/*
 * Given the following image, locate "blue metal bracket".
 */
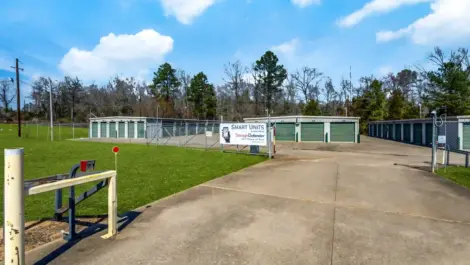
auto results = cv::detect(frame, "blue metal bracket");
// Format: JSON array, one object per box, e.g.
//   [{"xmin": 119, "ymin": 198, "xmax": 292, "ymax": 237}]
[{"xmin": 53, "ymin": 160, "xmax": 109, "ymax": 241}]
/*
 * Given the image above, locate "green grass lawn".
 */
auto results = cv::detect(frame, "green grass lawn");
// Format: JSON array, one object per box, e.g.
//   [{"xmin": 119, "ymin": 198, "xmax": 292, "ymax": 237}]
[
  {"xmin": 436, "ymin": 166, "xmax": 470, "ymax": 189},
  {"xmin": 0, "ymin": 125, "xmax": 266, "ymax": 222}
]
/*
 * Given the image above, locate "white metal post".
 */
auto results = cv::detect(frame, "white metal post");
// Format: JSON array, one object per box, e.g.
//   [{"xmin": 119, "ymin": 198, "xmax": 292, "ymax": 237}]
[
  {"xmin": 267, "ymin": 111, "xmax": 272, "ymax": 159},
  {"xmin": 422, "ymin": 123, "xmax": 426, "ymax": 145},
  {"xmin": 220, "ymin": 116, "xmax": 224, "ymax": 152},
  {"xmin": 324, "ymin": 122, "xmax": 331, "ymax": 143},
  {"xmin": 50, "ymin": 87, "xmax": 54, "ymax": 141},
  {"xmin": 134, "ymin": 121, "xmax": 138, "ymax": 139},
  {"xmin": 102, "ymin": 154, "xmax": 118, "ymax": 239},
  {"xmin": 410, "ymin": 124, "xmax": 414, "ymax": 143},
  {"xmin": 432, "ymin": 112, "xmax": 437, "ymax": 172},
  {"xmin": 124, "ymin": 121, "xmax": 128, "ymax": 138},
  {"xmin": 4, "ymin": 148, "xmax": 25, "ymax": 265}
]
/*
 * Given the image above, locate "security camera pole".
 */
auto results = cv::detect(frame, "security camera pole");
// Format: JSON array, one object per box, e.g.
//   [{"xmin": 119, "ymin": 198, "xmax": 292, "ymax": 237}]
[{"xmin": 266, "ymin": 109, "xmax": 272, "ymax": 159}]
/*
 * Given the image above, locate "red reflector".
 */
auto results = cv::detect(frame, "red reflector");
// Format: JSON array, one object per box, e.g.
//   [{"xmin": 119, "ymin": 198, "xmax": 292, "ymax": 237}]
[
  {"xmin": 112, "ymin": 146, "xmax": 119, "ymax": 153},
  {"xmin": 80, "ymin": 160, "xmax": 88, "ymax": 172}
]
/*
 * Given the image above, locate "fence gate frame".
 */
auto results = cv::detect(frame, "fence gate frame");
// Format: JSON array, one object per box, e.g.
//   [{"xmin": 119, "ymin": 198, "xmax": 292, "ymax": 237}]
[{"xmin": 3, "ymin": 148, "xmax": 118, "ymax": 265}]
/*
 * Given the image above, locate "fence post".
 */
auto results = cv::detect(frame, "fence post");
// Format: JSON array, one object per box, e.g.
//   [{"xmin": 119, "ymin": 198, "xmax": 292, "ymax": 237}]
[
  {"xmin": 446, "ymin": 148, "xmax": 450, "ymax": 166},
  {"xmin": 466, "ymin": 153, "xmax": 469, "ymax": 168},
  {"xmin": 220, "ymin": 116, "xmax": 224, "ymax": 152},
  {"xmin": 185, "ymin": 122, "xmax": 188, "ymax": 147},
  {"xmin": 4, "ymin": 148, "xmax": 25, "ymax": 265}
]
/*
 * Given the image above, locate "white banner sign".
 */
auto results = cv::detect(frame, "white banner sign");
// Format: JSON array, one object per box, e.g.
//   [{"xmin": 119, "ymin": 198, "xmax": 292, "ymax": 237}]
[
  {"xmin": 438, "ymin": 135, "xmax": 446, "ymax": 144},
  {"xmin": 220, "ymin": 123, "xmax": 267, "ymax": 146}
]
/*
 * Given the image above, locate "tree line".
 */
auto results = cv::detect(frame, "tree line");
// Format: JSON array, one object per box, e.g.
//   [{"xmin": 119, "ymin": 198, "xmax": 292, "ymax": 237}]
[{"xmin": 0, "ymin": 46, "xmax": 469, "ymax": 133}]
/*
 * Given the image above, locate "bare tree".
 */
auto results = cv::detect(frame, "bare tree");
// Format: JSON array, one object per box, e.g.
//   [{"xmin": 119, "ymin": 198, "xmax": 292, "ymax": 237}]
[
  {"xmin": 224, "ymin": 60, "xmax": 248, "ymax": 120},
  {"xmin": 324, "ymin": 77, "xmax": 337, "ymax": 115},
  {"xmin": 177, "ymin": 69, "xmax": 192, "ymax": 118},
  {"xmin": 249, "ymin": 63, "xmax": 264, "ymax": 116},
  {"xmin": 291, "ymin": 66, "xmax": 323, "ymax": 102},
  {"xmin": 63, "ymin": 76, "xmax": 83, "ymax": 123},
  {"xmin": 0, "ymin": 81, "xmax": 15, "ymax": 112}
]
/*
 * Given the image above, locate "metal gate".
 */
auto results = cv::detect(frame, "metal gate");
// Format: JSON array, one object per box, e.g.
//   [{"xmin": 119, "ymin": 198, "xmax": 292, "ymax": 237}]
[
  {"xmin": 301, "ymin": 123, "xmax": 324, "ymax": 142},
  {"xmin": 331, "ymin": 122, "xmax": 355, "ymax": 142},
  {"xmin": 275, "ymin": 123, "xmax": 295, "ymax": 141}
]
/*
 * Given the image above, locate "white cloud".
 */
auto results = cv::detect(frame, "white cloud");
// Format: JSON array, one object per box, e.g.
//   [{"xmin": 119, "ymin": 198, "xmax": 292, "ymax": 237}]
[
  {"xmin": 291, "ymin": 0, "xmax": 321, "ymax": 8},
  {"xmin": 271, "ymin": 38, "xmax": 299, "ymax": 57},
  {"xmin": 160, "ymin": 0, "xmax": 216, "ymax": 25},
  {"xmin": 337, "ymin": 0, "xmax": 431, "ymax": 28},
  {"xmin": 377, "ymin": 0, "xmax": 470, "ymax": 45},
  {"xmin": 59, "ymin": 29, "xmax": 173, "ymax": 81}
]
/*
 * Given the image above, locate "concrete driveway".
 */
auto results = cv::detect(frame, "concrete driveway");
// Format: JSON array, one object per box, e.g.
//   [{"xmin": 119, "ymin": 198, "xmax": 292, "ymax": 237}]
[{"xmin": 27, "ymin": 137, "xmax": 470, "ymax": 264}]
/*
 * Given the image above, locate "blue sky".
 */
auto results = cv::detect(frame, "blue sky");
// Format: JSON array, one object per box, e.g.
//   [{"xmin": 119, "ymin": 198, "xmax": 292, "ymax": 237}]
[{"xmin": 1, "ymin": 0, "xmax": 470, "ymax": 102}]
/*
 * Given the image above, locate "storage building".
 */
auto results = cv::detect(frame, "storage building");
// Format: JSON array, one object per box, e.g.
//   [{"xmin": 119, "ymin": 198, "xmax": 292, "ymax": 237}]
[
  {"xmin": 244, "ymin": 116, "xmax": 360, "ymax": 143},
  {"xmin": 368, "ymin": 116, "xmax": 470, "ymax": 150},
  {"xmin": 88, "ymin": 116, "xmax": 220, "ymax": 140}
]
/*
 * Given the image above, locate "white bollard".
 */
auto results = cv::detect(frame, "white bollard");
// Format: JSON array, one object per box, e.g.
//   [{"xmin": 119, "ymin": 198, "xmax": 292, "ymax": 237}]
[{"xmin": 4, "ymin": 148, "xmax": 25, "ymax": 265}]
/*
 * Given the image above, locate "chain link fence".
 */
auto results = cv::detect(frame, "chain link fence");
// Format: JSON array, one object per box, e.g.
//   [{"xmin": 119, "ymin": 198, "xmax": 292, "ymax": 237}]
[
  {"xmin": 146, "ymin": 121, "xmax": 222, "ymax": 149},
  {"xmin": 2, "ymin": 121, "xmax": 89, "ymax": 140},
  {"xmin": 145, "ymin": 120, "xmax": 271, "ymax": 155}
]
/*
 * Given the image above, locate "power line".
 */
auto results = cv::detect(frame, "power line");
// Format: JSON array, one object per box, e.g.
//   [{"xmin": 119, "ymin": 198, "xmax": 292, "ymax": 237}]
[{"xmin": 20, "ymin": 80, "xmax": 32, "ymax": 87}]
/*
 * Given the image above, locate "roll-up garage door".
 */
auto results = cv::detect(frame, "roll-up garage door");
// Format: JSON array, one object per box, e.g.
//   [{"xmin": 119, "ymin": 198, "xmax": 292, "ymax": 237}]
[
  {"xmin": 118, "ymin": 122, "xmax": 125, "ymax": 138},
  {"xmin": 100, "ymin": 122, "xmax": 107, "ymax": 138},
  {"xmin": 301, "ymin": 123, "xmax": 324, "ymax": 142},
  {"xmin": 395, "ymin": 124, "xmax": 401, "ymax": 141},
  {"xmin": 413, "ymin": 123, "xmax": 422, "ymax": 145},
  {"xmin": 425, "ymin": 123, "xmax": 433, "ymax": 146},
  {"xmin": 331, "ymin": 122, "xmax": 355, "ymax": 142},
  {"xmin": 463, "ymin": 123, "xmax": 470, "ymax": 150},
  {"xmin": 137, "ymin": 122, "xmax": 145, "ymax": 138},
  {"xmin": 91, "ymin": 122, "xmax": 98, "ymax": 138},
  {"xmin": 386, "ymin": 124, "xmax": 393, "ymax": 139},
  {"xmin": 275, "ymin": 123, "xmax": 295, "ymax": 141},
  {"xmin": 128, "ymin": 122, "xmax": 135, "ymax": 138},
  {"xmin": 109, "ymin": 122, "xmax": 117, "ymax": 138},
  {"xmin": 403, "ymin": 124, "xmax": 411, "ymax": 142}
]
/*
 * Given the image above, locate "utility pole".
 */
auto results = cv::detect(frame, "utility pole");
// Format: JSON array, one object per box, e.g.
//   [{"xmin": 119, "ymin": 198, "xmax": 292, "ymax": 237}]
[
  {"xmin": 347, "ymin": 66, "xmax": 352, "ymax": 117},
  {"xmin": 11, "ymin": 58, "xmax": 24, "ymax": 137},
  {"xmin": 50, "ymin": 81, "xmax": 54, "ymax": 141}
]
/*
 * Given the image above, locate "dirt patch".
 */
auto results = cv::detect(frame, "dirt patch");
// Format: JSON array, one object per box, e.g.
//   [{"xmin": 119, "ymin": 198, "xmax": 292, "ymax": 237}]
[{"xmin": 0, "ymin": 217, "xmax": 105, "ymax": 261}]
